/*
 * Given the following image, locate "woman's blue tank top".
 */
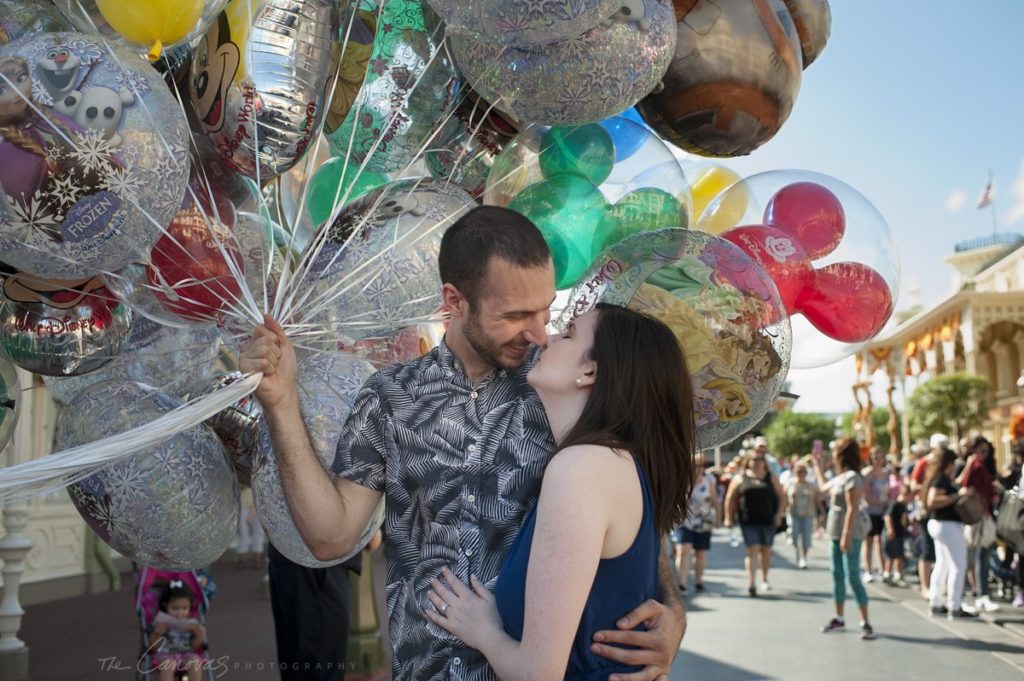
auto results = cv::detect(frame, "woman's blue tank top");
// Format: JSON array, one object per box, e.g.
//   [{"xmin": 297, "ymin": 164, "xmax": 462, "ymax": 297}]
[{"xmin": 493, "ymin": 456, "xmax": 660, "ymax": 680}]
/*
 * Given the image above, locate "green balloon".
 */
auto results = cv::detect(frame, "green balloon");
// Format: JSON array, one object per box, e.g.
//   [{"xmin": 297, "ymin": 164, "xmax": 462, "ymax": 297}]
[
  {"xmin": 508, "ymin": 175, "xmax": 608, "ymax": 289},
  {"xmin": 305, "ymin": 158, "xmax": 389, "ymax": 227},
  {"xmin": 595, "ymin": 188, "xmax": 686, "ymax": 254},
  {"xmin": 539, "ymin": 125, "xmax": 615, "ymax": 186}
]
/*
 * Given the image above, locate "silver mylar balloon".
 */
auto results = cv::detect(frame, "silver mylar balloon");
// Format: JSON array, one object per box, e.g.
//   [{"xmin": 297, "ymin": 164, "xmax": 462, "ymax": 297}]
[
  {"xmin": 430, "ymin": 0, "xmax": 621, "ymax": 47},
  {"xmin": 43, "ymin": 316, "xmax": 221, "ymax": 403},
  {"xmin": 426, "ymin": 92, "xmax": 516, "ymax": 198},
  {"xmin": 782, "ymin": 0, "xmax": 831, "ymax": 68},
  {"xmin": 0, "ymin": 271, "xmax": 133, "ymax": 376},
  {"xmin": 325, "ymin": 0, "xmax": 457, "ymax": 173},
  {"xmin": 189, "ymin": 0, "xmax": 340, "ymax": 180},
  {"xmin": 449, "ymin": 0, "xmax": 676, "ymax": 126},
  {"xmin": 58, "ymin": 380, "xmax": 239, "ymax": 570},
  {"xmin": 190, "ymin": 371, "xmax": 263, "ymax": 487},
  {"xmin": 0, "ymin": 33, "xmax": 190, "ymax": 279},
  {"xmin": 0, "ymin": 352, "xmax": 22, "ymax": 451},
  {"xmin": 302, "ymin": 179, "xmax": 476, "ymax": 344},
  {"xmin": 252, "ymin": 350, "xmax": 380, "ymax": 567},
  {"xmin": 0, "ymin": 0, "xmax": 73, "ymax": 45},
  {"xmin": 637, "ymin": 0, "xmax": 803, "ymax": 157}
]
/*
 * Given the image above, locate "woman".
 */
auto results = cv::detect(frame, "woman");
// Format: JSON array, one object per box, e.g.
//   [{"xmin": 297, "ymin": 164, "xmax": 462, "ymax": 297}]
[
  {"xmin": 673, "ymin": 453, "xmax": 719, "ymax": 593},
  {"xmin": 862, "ymin": 448, "xmax": 891, "ymax": 583},
  {"xmin": 424, "ymin": 304, "xmax": 696, "ymax": 680},
  {"xmin": 786, "ymin": 462, "xmax": 819, "ymax": 569},
  {"xmin": 957, "ymin": 436, "xmax": 999, "ymax": 612},
  {"xmin": 926, "ymin": 448, "xmax": 979, "ymax": 619},
  {"xmin": 725, "ymin": 451, "xmax": 786, "ymax": 596},
  {"xmin": 812, "ymin": 437, "xmax": 875, "ymax": 640}
]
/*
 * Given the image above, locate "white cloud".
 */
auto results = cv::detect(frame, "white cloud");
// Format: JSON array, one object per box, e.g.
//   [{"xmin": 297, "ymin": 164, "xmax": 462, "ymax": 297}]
[
  {"xmin": 945, "ymin": 189, "xmax": 966, "ymax": 212},
  {"xmin": 1007, "ymin": 161, "xmax": 1024, "ymax": 225}
]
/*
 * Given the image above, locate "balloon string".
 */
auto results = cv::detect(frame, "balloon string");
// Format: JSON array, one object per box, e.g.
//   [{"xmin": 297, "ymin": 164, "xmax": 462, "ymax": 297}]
[{"xmin": 0, "ymin": 373, "xmax": 261, "ymax": 503}]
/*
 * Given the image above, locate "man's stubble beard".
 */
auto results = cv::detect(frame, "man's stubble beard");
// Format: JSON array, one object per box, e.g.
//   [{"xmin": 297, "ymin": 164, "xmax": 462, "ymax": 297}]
[{"xmin": 462, "ymin": 306, "xmax": 527, "ymax": 372}]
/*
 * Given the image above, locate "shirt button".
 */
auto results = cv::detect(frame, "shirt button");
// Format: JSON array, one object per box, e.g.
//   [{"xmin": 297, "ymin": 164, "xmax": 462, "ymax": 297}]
[
  {"xmin": 470, "ymin": 391, "xmax": 478, "ymax": 399},
  {"xmin": 468, "ymin": 444, "xmax": 476, "ymax": 453},
  {"xmin": 453, "ymin": 657, "xmax": 462, "ymax": 666},
  {"xmin": 465, "ymin": 548, "xmax": 474, "ymax": 557},
  {"xmin": 467, "ymin": 494, "xmax": 476, "ymax": 503}
]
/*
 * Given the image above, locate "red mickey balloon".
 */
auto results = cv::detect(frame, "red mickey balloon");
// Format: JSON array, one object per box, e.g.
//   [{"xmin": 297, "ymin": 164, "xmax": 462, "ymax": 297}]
[
  {"xmin": 146, "ymin": 207, "xmax": 243, "ymax": 322},
  {"xmin": 796, "ymin": 262, "xmax": 893, "ymax": 343},
  {"xmin": 720, "ymin": 224, "xmax": 814, "ymax": 314},
  {"xmin": 764, "ymin": 182, "xmax": 845, "ymax": 260}
]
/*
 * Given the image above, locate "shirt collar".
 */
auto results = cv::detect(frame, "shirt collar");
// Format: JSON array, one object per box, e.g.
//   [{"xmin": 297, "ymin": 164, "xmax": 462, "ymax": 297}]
[{"xmin": 436, "ymin": 336, "xmax": 523, "ymax": 385}]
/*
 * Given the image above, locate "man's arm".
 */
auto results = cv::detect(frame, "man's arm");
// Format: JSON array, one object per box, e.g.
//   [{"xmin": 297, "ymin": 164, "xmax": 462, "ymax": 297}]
[{"xmin": 241, "ymin": 316, "xmax": 382, "ymax": 560}]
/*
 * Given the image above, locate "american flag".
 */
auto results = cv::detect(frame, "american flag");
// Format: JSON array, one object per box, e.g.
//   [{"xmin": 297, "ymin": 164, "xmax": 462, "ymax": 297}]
[{"xmin": 978, "ymin": 179, "xmax": 994, "ymax": 209}]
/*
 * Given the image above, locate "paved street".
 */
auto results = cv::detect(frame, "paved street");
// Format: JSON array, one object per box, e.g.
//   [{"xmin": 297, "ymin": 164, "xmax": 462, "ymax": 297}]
[{"xmin": 670, "ymin": 529, "xmax": 1024, "ymax": 680}]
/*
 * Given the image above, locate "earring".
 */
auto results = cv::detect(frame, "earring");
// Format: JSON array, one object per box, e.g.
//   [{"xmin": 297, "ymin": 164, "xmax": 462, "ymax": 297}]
[{"xmin": 575, "ymin": 378, "xmax": 583, "ymax": 386}]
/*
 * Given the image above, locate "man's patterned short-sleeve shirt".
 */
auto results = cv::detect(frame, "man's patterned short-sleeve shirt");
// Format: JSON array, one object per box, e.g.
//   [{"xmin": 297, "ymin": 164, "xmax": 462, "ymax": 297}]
[{"xmin": 332, "ymin": 339, "xmax": 553, "ymax": 681}]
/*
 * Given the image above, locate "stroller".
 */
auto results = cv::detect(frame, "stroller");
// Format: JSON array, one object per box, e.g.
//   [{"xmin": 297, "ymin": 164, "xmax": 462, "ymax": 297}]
[{"xmin": 134, "ymin": 565, "xmax": 215, "ymax": 681}]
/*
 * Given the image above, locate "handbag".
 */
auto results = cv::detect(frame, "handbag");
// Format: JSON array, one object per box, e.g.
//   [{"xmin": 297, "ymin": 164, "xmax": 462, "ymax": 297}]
[
  {"xmin": 965, "ymin": 515, "xmax": 997, "ymax": 548},
  {"xmin": 954, "ymin": 489, "xmax": 985, "ymax": 525},
  {"xmin": 996, "ymin": 490, "xmax": 1024, "ymax": 554}
]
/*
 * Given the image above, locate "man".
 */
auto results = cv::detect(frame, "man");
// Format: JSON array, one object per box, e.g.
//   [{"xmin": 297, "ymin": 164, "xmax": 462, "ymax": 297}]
[{"xmin": 241, "ymin": 206, "xmax": 685, "ymax": 681}]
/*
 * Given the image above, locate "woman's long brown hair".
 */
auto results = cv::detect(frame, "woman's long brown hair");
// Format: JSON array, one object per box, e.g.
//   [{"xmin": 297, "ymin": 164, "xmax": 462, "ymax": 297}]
[{"xmin": 556, "ymin": 303, "xmax": 697, "ymax": 534}]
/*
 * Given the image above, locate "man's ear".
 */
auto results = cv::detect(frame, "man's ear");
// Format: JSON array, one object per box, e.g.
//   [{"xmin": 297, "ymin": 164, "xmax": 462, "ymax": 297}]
[{"xmin": 442, "ymin": 283, "xmax": 468, "ymax": 318}]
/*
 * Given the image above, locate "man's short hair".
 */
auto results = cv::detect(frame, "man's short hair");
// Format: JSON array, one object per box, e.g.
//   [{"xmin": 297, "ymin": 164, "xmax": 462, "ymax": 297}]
[{"xmin": 438, "ymin": 206, "xmax": 551, "ymax": 307}]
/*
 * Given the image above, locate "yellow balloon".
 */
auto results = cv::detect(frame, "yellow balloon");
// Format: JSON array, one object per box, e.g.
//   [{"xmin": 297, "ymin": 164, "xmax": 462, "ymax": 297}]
[
  {"xmin": 96, "ymin": 0, "xmax": 205, "ymax": 57},
  {"xmin": 691, "ymin": 166, "xmax": 747, "ymax": 235}
]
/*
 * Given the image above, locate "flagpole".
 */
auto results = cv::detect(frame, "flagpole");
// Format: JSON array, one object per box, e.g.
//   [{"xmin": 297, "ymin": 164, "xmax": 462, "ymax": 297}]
[{"xmin": 986, "ymin": 170, "xmax": 998, "ymax": 236}]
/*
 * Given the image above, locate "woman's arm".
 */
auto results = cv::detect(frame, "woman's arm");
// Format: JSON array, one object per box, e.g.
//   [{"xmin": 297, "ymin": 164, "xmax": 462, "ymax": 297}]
[
  {"xmin": 811, "ymin": 456, "xmax": 829, "ymax": 493},
  {"xmin": 772, "ymin": 476, "xmax": 787, "ymax": 525},
  {"xmin": 926, "ymin": 485, "xmax": 957, "ymax": 509},
  {"xmin": 840, "ymin": 481, "xmax": 861, "ymax": 553},
  {"xmin": 723, "ymin": 476, "xmax": 740, "ymax": 526},
  {"xmin": 429, "ymin": 446, "xmax": 617, "ymax": 681},
  {"xmin": 709, "ymin": 478, "xmax": 721, "ymax": 527}
]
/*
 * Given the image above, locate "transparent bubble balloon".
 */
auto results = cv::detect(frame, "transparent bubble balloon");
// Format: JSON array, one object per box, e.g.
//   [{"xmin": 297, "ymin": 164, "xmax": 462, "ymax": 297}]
[
  {"xmin": 700, "ymin": 170, "xmax": 900, "ymax": 368},
  {"xmin": 301, "ymin": 179, "xmax": 475, "ymax": 344},
  {"xmin": 253, "ymin": 350, "xmax": 381, "ymax": 567},
  {"xmin": 0, "ymin": 351, "xmax": 21, "ymax": 450},
  {"xmin": 557, "ymin": 228, "xmax": 791, "ymax": 450},
  {"xmin": 484, "ymin": 119, "xmax": 690, "ymax": 288},
  {"xmin": 0, "ymin": 33, "xmax": 190, "ymax": 279},
  {"xmin": 58, "ymin": 379, "xmax": 238, "ymax": 570},
  {"xmin": 678, "ymin": 160, "xmax": 747, "ymax": 236},
  {"xmin": 43, "ymin": 317, "xmax": 221, "ymax": 403},
  {"xmin": 450, "ymin": 0, "xmax": 676, "ymax": 126},
  {"xmin": 54, "ymin": 0, "xmax": 228, "ymax": 60},
  {"xmin": 0, "ymin": 0, "xmax": 74, "ymax": 46},
  {"xmin": 189, "ymin": 372, "xmax": 262, "ymax": 487}
]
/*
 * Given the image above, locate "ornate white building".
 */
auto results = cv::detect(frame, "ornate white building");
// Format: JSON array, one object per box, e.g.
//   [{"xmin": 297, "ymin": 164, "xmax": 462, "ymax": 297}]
[{"xmin": 857, "ymin": 233, "xmax": 1024, "ymax": 464}]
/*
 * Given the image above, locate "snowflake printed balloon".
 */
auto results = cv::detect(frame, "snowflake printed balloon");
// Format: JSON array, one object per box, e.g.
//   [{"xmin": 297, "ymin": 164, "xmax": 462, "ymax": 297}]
[{"xmin": 0, "ymin": 33, "xmax": 189, "ymax": 279}]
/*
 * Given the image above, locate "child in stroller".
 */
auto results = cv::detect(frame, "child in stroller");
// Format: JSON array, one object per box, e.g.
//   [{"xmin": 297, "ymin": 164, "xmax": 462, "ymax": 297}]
[{"xmin": 135, "ymin": 567, "xmax": 212, "ymax": 681}]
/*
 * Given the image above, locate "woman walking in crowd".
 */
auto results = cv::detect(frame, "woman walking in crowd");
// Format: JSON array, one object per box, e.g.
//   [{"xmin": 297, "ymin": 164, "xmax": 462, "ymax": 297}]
[
  {"xmin": 957, "ymin": 436, "xmax": 999, "ymax": 612},
  {"xmin": 673, "ymin": 453, "xmax": 719, "ymax": 593},
  {"xmin": 423, "ymin": 304, "xmax": 696, "ymax": 680},
  {"xmin": 862, "ymin": 448, "xmax": 891, "ymax": 583},
  {"xmin": 926, "ymin": 448, "xmax": 979, "ymax": 619},
  {"xmin": 725, "ymin": 451, "xmax": 786, "ymax": 596},
  {"xmin": 812, "ymin": 437, "xmax": 875, "ymax": 640},
  {"xmin": 786, "ymin": 462, "xmax": 819, "ymax": 569}
]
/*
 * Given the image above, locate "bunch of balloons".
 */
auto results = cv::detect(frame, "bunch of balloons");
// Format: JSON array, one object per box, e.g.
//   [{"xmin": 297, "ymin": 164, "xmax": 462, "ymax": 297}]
[{"xmin": 0, "ymin": 0, "xmax": 904, "ymax": 575}]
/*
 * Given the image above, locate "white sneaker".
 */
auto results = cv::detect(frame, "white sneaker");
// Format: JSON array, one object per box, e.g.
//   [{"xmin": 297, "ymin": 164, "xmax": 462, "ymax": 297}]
[
  {"xmin": 760, "ymin": 581, "xmax": 771, "ymax": 592},
  {"xmin": 798, "ymin": 557, "xmax": 807, "ymax": 569},
  {"xmin": 976, "ymin": 596, "xmax": 1001, "ymax": 612},
  {"xmin": 863, "ymin": 572, "xmax": 875, "ymax": 583}
]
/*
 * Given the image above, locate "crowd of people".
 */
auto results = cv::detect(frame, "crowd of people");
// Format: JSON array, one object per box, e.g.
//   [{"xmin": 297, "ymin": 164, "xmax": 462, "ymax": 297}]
[{"xmin": 668, "ymin": 429, "xmax": 1024, "ymax": 640}]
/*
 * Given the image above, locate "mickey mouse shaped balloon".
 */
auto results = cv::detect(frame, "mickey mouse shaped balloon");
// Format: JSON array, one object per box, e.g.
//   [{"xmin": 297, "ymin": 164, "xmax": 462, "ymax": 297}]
[{"xmin": 705, "ymin": 171, "xmax": 899, "ymax": 368}]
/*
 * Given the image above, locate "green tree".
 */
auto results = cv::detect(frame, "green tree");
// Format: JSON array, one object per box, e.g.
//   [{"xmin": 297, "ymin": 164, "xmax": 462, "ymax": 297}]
[
  {"xmin": 907, "ymin": 373, "xmax": 991, "ymax": 443},
  {"xmin": 764, "ymin": 411, "xmax": 836, "ymax": 459},
  {"xmin": 841, "ymin": 407, "xmax": 901, "ymax": 452}
]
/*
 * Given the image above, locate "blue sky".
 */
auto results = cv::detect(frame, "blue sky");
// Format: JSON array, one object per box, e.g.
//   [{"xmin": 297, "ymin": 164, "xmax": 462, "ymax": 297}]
[{"xmin": 705, "ymin": 0, "xmax": 1024, "ymax": 413}]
